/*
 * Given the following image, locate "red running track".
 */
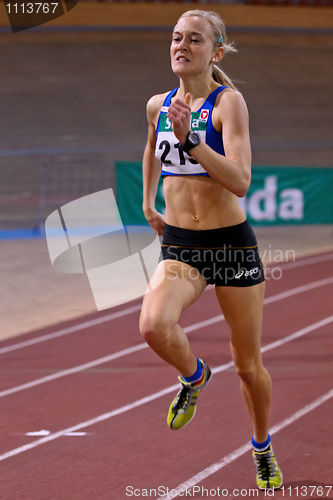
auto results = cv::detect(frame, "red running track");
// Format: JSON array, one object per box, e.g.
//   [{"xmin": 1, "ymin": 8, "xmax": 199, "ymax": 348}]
[{"xmin": 0, "ymin": 253, "xmax": 333, "ymax": 500}]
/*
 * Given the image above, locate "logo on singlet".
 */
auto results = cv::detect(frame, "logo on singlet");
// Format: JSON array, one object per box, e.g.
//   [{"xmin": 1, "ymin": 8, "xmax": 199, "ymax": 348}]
[{"xmin": 199, "ymin": 109, "xmax": 209, "ymax": 122}]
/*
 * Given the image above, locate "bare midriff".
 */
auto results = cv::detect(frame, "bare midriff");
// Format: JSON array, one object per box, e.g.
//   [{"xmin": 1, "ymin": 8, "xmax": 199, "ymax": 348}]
[{"xmin": 163, "ymin": 175, "xmax": 246, "ymax": 230}]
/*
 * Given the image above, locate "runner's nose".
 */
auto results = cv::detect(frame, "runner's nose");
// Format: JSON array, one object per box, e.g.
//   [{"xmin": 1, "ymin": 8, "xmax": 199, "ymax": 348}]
[{"xmin": 178, "ymin": 38, "xmax": 188, "ymax": 51}]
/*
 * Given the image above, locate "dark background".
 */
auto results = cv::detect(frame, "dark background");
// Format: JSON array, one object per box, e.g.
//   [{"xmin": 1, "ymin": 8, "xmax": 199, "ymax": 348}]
[{"xmin": 1, "ymin": 30, "xmax": 332, "ymax": 229}]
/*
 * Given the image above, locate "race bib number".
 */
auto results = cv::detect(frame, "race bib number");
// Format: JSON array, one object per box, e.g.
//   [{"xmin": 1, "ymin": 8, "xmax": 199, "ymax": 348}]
[{"xmin": 156, "ymin": 111, "xmax": 208, "ymax": 175}]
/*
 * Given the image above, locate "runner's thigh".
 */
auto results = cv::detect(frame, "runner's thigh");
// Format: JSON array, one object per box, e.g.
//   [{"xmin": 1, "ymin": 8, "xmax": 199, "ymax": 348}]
[
  {"xmin": 215, "ymin": 282, "xmax": 265, "ymax": 357},
  {"xmin": 140, "ymin": 259, "xmax": 207, "ymax": 327}
]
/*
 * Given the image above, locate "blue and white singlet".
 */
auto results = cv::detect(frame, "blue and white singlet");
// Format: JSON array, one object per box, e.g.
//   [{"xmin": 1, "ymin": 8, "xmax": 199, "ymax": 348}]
[{"xmin": 155, "ymin": 86, "xmax": 228, "ymax": 177}]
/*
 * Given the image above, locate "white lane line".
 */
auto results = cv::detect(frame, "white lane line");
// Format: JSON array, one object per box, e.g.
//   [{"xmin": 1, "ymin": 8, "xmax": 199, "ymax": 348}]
[
  {"xmin": 0, "ymin": 343, "xmax": 147, "ymax": 398},
  {"xmin": 212, "ymin": 316, "xmax": 333, "ymax": 376},
  {"xmin": 260, "ymin": 315, "xmax": 333, "ymax": 354},
  {"xmin": 159, "ymin": 388, "xmax": 333, "ymax": 500},
  {"xmin": 263, "ymin": 276, "xmax": 333, "ymax": 306},
  {"xmin": 1, "ymin": 251, "xmax": 332, "ymax": 355},
  {"xmin": 0, "ymin": 314, "xmax": 332, "ymax": 462},
  {"xmin": 25, "ymin": 430, "xmax": 87, "ymax": 437},
  {"xmin": 266, "ymin": 251, "xmax": 333, "ymax": 271},
  {"xmin": 1, "ymin": 277, "xmax": 333, "ymax": 399},
  {"xmin": 0, "ymin": 304, "xmax": 142, "ymax": 355},
  {"xmin": 0, "ymin": 384, "xmax": 179, "ymax": 461}
]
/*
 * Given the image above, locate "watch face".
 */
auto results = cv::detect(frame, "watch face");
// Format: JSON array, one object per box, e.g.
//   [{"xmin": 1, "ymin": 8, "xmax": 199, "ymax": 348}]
[{"xmin": 189, "ymin": 132, "xmax": 200, "ymax": 147}]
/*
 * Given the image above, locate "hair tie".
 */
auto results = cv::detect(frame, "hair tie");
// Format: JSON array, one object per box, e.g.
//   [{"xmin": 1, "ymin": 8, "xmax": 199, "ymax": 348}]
[{"xmin": 218, "ymin": 35, "xmax": 223, "ymax": 44}]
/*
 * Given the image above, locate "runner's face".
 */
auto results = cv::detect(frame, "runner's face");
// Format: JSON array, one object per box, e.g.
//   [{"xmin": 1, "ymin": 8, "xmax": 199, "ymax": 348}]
[{"xmin": 170, "ymin": 16, "xmax": 216, "ymax": 78}]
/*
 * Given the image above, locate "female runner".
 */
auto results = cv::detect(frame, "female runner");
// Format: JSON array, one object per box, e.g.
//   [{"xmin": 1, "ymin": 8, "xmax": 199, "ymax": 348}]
[{"xmin": 139, "ymin": 10, "xmax": 282, "ymax": 490}]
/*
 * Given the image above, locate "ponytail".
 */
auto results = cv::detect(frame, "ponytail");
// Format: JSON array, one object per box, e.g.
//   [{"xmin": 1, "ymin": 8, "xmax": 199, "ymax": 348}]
[{"xmin": 212, "ymin": 65, "xmax": 237, "ymax": 90}]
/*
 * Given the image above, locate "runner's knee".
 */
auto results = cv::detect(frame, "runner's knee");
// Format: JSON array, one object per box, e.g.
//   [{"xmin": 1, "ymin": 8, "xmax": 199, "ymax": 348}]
[
  {"xmin": 139, "ymin": 310, "xmax": 175, "ymax": 345},
  {"xmin": 234, "ymin": 358, "xmax": 262, "ymax": 385}
]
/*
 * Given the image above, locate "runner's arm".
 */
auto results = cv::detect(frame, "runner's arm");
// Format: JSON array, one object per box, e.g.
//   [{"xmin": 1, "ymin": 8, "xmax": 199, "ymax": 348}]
[{"xmin": 142, "ymin": 95, "xmax": 165, "ymax": 234}]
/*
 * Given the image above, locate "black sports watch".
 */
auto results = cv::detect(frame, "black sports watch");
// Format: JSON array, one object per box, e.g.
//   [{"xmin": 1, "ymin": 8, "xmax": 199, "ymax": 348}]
[{"xmin": 181, "ymin": 131, "xmax": 201, "ymax": 153}]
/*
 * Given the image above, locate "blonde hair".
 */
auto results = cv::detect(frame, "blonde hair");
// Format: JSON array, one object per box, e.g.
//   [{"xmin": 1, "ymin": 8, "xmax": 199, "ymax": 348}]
[{"xmin": 176, "ymin": 10, "xmax": 237, "ymax": 90}]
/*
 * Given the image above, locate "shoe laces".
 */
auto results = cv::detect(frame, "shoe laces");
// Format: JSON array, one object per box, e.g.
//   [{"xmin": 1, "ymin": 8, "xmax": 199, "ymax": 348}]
[
  {"xmin": 173, "ymin": 381, "xmax": 194, "ymax": 412},
  {"xmin": 255, "ymin": 450, "xmax": 274, "ymax": 480}
]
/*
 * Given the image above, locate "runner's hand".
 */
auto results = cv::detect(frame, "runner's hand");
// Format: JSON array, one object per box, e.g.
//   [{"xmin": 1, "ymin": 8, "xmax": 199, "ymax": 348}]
[
  {"xmin": 143, "ymin": 207, "xmax": 165, "ymax": 235},
  {"xmin": 167, "ymin": 93, "xmax": 191, "ymax": 144}
]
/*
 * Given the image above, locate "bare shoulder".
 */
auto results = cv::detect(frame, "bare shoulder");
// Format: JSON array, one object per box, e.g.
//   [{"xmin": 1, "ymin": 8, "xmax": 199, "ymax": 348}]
[
  {"xmin": 146, "ymin": 92, "xmax": 169, "ymax": 125},
  {"xmin": 217, "ymin": 89, "xmax": 249, "ymax": 122}
]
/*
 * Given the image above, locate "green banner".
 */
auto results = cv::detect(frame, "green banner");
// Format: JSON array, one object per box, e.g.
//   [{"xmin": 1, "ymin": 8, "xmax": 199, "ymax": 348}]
[{"xmin": 115, "ymin": 162, "xmax": 333, "ymax": 226}]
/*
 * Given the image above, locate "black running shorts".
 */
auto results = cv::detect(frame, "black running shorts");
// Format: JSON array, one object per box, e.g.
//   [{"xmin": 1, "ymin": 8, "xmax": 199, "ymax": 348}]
[{"xmin": 161, "ymin": 220, "xmax": 265, "ymax": 287}]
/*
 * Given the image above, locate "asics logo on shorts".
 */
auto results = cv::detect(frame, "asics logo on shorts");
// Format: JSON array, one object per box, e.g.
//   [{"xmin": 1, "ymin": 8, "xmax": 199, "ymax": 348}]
[{"xmin": 235, "ymin": 267, "xmax": 259, "ymax": 279}]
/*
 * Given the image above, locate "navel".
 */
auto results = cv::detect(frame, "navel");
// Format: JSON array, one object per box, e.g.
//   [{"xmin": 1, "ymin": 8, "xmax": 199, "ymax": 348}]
[{"xmin": 192, "ymin": 214, "xmax": 200, "ymax": 222}]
